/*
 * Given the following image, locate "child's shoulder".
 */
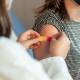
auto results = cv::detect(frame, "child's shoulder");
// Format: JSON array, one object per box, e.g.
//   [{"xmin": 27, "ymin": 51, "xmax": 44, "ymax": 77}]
[
  {"xmin": 33, "ymin": 9, "xmax": 63, "ymax": 32},
  {"xmin": 37, "ymin": 9, "xmax": 61, "ymax": 21}
]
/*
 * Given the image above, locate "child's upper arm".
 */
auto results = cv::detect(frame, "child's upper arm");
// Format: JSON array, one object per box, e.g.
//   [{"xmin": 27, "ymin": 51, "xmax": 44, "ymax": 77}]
[
  {"xmin": 34, "ymin": 24, "xmax": 59, "ymax": 60},
  {"xmin": 39, "ymin": 24, "xmax": 59, "ymax": 36}
]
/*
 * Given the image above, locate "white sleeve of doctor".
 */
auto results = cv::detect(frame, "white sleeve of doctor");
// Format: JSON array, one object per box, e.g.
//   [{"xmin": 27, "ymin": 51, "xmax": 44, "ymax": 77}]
[
  {"xmin": 0, "ymin": 37, "xmax": 50, "ymax": 80},
  {"xmin": 0, "ymin": 37, "xmax": 73, "ymax": 80},
  {"xmin": 40, "ymin": 57, "xmax": 73, "ymax": 80}
]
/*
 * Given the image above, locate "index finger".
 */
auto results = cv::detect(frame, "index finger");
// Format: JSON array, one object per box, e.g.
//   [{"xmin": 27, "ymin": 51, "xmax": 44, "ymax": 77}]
[{"xmin": 22, "ymin": 30, "xmax": 40, "ymax": 38}]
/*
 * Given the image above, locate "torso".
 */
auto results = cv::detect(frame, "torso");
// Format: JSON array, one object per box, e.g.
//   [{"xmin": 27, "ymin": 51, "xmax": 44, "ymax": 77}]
[{"xmin": 33, "ymin": 9, "xmax": 80, "ymax": 79}]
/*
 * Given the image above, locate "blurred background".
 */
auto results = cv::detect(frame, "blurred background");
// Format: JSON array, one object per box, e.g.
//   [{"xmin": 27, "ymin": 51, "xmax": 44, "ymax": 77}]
[{"xmin": 12, "ymin": 0, "xmax": 44, "ymax": 30}]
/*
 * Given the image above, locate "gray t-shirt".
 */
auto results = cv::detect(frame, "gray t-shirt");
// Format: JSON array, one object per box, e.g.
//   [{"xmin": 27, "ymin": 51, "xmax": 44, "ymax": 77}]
[{"xmin": 33, "ymin": 9, "xmax": 80, "ymax": 80}]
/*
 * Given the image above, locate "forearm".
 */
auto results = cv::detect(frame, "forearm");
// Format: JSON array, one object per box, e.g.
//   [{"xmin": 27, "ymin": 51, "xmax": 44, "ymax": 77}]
[{"xmin": 40, "ymin": 57, "xmax": 73, "ymax": 80}]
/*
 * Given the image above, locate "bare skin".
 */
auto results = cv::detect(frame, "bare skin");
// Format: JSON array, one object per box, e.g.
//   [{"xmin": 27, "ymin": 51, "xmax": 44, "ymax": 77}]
[
  {"xmin": 50, "ymin": 32, "xmax": 70, "ymax": 59},
  {"xmin": 65, "ymin": 0, "xmax": 80, "ymax": 22},
  {"xmin": 17, "ymin": 31, "xmax": 70, "ymax": 59}
]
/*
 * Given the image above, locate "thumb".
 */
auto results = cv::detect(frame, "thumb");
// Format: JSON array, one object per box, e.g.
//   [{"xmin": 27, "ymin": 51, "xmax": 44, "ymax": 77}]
[
  {"xmin": 50, "ymin": 38, "xmax": 56, "ymax": 45},
  {"xmin": 51, "ymin": 37, "xmax": 56, "ymax": 42},
  {"xmin": 51, "ymin": 38, "xmax": 56, "ymax": 41}
]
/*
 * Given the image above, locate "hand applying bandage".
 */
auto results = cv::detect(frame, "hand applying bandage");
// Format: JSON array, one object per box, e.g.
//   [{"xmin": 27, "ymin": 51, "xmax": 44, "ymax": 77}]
[
  {"xmin": 50, "ymin": 32, "xmax": 70, "ymax": 59},
  {"xmin": 40, "ymin": 33, "xmax": 59, "ymax": 42},
  {"xmin": 17, "ymin": 30, "xmax": 40, "ymax": 50}
]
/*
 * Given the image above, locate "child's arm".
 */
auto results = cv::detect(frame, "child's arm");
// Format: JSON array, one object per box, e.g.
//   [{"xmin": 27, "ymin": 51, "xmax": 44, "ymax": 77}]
[{"xmin": 34, "ymin": 24, "xmax": 59, "ymax": 60}]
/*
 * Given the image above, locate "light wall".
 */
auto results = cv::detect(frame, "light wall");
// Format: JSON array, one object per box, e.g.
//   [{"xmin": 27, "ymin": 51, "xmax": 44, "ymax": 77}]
[{"xmin": 12, "ymin": 0, "xmax": 44, "ymax": 30}]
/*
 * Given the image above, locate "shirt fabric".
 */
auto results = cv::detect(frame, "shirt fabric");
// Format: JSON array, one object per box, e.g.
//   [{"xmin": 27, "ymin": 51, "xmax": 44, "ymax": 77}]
[
  {"xmin": 33, "ymin": 9, "xmax": 80, "ymax": 80},
  {"xmin": 0, "ymin": 37, "xmax": 73, "ymax": 80}
]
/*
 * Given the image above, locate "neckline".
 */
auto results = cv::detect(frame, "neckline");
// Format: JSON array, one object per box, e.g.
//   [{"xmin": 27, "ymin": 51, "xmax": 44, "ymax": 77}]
[{"xmin": 72, "ymin": 20, "xmax": 80, "ymax": 24}]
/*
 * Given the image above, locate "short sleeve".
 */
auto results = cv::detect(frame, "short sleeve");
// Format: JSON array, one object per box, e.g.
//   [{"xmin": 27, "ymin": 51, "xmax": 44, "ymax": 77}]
[{"xmin": 33, "ymin": 10, "xmax": 63, "ymax": 33}]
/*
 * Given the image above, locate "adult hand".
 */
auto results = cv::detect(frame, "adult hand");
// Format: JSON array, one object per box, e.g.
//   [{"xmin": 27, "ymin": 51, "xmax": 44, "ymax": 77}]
[
  {"xmin": 50, "ymin": 32, "xmax": 70, "ymax": 59},
  {"xmin": 17, "ymin": 30, "xmax": 40, "ymax": 50}
]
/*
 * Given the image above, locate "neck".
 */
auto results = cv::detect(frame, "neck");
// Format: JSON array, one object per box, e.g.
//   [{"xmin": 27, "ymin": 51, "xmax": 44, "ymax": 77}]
[{"xmin": 64, "ymin": 0, "xmax": 80, "ymax": 22}]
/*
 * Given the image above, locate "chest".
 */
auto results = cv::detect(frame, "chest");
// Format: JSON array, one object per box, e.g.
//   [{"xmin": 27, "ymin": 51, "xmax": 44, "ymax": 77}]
[{"xmin": 60, "ymin": 22, "xmax": 80, "ymax": 47}]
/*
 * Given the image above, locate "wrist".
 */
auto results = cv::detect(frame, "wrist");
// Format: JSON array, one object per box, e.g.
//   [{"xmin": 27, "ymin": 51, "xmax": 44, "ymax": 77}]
[{"xmin": 51, "ymin": 52, "xmax": 65, "ymax": 59}]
